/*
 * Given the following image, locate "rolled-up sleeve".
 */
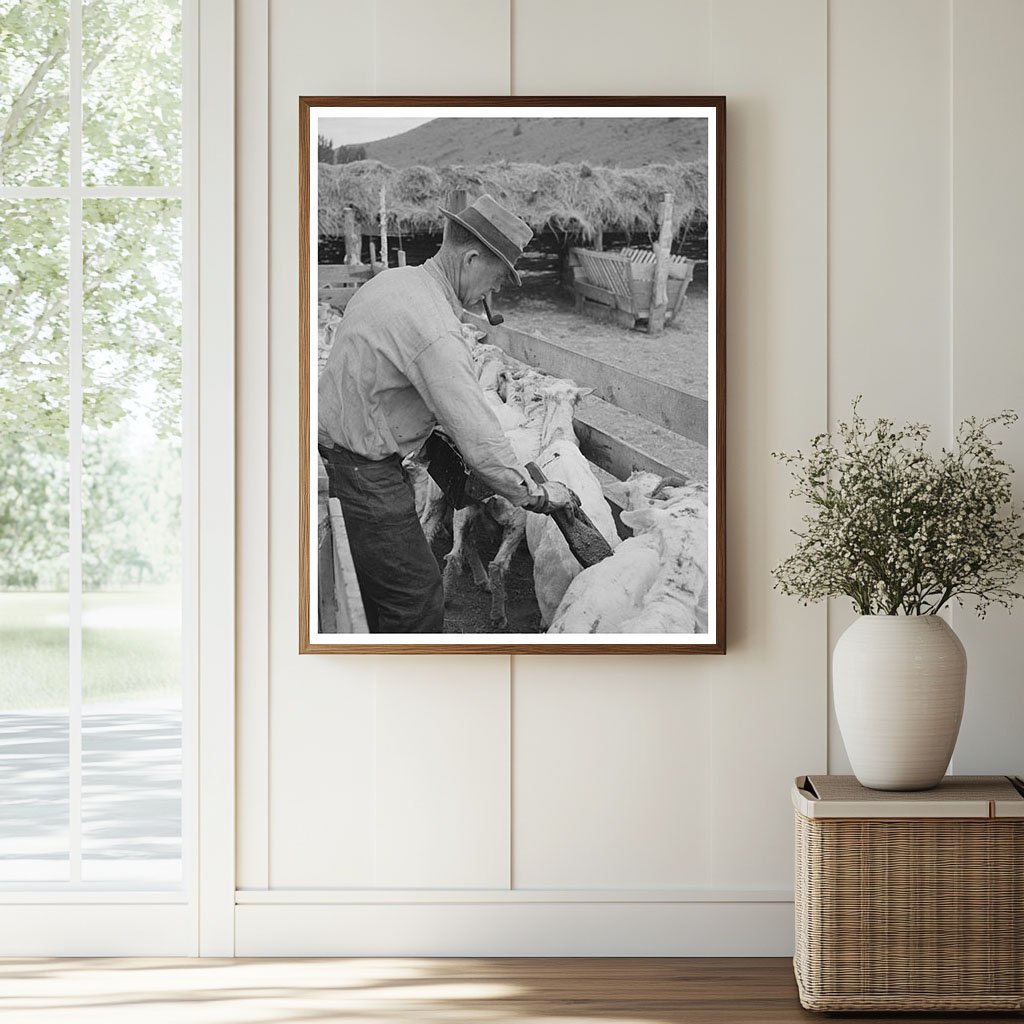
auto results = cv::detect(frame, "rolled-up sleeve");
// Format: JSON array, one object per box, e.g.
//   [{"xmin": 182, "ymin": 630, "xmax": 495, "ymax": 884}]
[{"xmin": 407, "ymin": 331, "xmax": 538, "ymax": 505}]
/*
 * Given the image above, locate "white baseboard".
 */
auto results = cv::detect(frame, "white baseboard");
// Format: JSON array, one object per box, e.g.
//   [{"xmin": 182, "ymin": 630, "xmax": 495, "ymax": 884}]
[
  {"xmin": 235, "ymin": 897, "xmax": 795, "ymax": 956},
  {"xmin": 0, "ymin": 903, "xmax": 195, "ymax": 956}
]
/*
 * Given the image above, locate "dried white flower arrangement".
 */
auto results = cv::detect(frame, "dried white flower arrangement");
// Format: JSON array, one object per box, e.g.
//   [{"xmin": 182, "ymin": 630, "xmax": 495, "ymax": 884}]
[{"xmin": 772, "ymin": 400, "xmax": 1024, "ymax": 616}]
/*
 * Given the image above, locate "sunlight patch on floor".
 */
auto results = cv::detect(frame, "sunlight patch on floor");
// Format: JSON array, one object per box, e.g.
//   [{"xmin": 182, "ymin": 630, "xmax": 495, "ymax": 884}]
[{"xmin": 0, "ymin": 958, "xmax": 681, "ymax": 1024}]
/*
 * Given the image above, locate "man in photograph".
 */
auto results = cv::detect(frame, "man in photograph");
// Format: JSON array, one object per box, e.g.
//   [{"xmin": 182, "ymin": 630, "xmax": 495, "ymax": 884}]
[{"xmin": 317, "ymin": 194, "xmax": 572, "ymax": 633}]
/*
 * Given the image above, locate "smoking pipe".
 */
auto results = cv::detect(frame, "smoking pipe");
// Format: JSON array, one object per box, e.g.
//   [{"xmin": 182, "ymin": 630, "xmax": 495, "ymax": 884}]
[{"xmin": 482, "ymin": 296, "xmax": 504, "ymax": 326}]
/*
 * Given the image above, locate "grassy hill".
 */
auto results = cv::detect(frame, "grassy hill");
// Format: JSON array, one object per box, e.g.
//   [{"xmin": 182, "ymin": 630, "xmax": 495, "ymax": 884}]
[{"xmin": 363, "ymin": 116, "xmax": 707, "ymax": 168}]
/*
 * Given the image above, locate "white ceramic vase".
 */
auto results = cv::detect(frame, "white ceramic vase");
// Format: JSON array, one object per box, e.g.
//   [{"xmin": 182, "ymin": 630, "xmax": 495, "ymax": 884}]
[{"xmin": 833, "ymin": 615, "xmax": 967, "ymax": 791}]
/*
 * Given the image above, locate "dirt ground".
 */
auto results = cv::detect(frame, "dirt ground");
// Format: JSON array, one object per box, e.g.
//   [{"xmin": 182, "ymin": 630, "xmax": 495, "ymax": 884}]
[
  {"xmin": 431, "ymin": 515, "xmax": 541, "ymax": 634},
  {"xmin": 494, "ymin": 281, "xmax": 709, "ymax": 399}
]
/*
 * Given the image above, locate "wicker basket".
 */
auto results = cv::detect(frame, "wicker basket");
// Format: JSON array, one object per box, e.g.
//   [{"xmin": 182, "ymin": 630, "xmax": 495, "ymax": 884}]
[{"xmin": 793, "ymin": 775, "xmax": 1024, "ymax": 1012}]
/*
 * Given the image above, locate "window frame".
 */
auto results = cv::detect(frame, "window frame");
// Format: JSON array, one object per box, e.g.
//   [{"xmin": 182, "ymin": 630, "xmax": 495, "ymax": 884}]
[{"xmin": 0, "ymin": 0, "xmax": 235, "ymax": 955}]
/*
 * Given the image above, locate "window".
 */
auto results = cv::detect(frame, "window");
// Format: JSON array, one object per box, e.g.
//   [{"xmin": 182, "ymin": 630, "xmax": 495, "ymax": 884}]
[{"xmin": 0, "ymin": 0, "xmax": 193, "ymax": 890}]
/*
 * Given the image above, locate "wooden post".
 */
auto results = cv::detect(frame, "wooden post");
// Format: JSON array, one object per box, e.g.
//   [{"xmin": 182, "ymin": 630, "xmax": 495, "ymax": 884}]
[
  {"xmin": 443, "ymin": 188, "xmax": 469, "ymax": 241},
  {"xmin": 317, "ymin": 511, "xmax": 338, "ymax": 634},
  {"xmin": 397, "ymin": 250, "xmax": 407, "ymax": 267},
  {"xmin": 342, "ymin": 207, "xmax": 362, "ymax": 265},
  {"xmin": 648, "ymin": 191, "xmax": 674, "ymax": 335},
  {"xmin": 328, "ymin": 498, "xmax": 370, "ymax": 633},
  {"xmin": 379, "ymin": 183, "xmax": 388, "ymax": 268},
  {"xmin": 593, "ymin": 227, "xmax": 604, "ymax": 252},
  {"xmin": 369, "ymin": 240, "xmax": 378, "ymax": 274}
]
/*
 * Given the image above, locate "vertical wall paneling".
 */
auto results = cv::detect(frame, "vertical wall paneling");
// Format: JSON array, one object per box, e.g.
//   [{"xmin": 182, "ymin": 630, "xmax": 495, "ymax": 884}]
[
  {"xmin": 827, "ymin": 0, "xmax": 952, "ymax": 773},
  {"xmin": 375, "ymin": 662, "xmax": 512, "ymax": 888},
  {"xmin": 828, "ymin": 0, "xmax": 950, "ymax": 421},
  {"xmin": 949, "ymin": 0, "xmax": 1024, "ymax": 777},
  {"xmin": 270, "ymin": 671, "xmax": 379, "ymax": 887},
  {"xmin": 510, "ymin": 0, "xmax": 719, "ymax": 896},
  {"xmin": 512, "ymin": 0, "xmax": 713, "ymax": 95},
  {"xmin": 266, "ymin": 0, "xmax": 517, "ymax": 892},
  {"xmin": 197, "ymin": 0, "xmax": 236, "ymax": 955},
  {"xmin": 708, "ymin": 0, "xmax": 828, "ymax": 889},
  {"xmin": 236, "ymin": 0, "xmax": 270, "ymax": 892},
  {"xmin": 232, "ymin": 0, "xmax": 1024, "ymax": 954},
  {"xmin": 374, "ymin": 0, "xmax": 511, "ymax": 95},
  {"xmin": 266, "ymin": 0, "xmax": 378, "ymax": 888},
  {"xmin": 367, "ymin": 0, "xmax": 517, "ymax": 892},
  {"xmin": 513, "ymin": 657, "xmax": 713, "ymax": 889}
]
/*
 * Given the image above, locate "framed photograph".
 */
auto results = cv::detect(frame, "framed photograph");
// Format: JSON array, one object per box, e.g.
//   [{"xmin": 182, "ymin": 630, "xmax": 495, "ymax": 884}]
[{"xmin": 300, "ymin": 96, "xmax": 725, "ymax": 654}]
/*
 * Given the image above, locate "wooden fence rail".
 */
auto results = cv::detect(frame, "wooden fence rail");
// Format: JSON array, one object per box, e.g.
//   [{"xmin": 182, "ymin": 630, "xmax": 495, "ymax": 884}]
[
  {"xmin": 467, "ymin": 314, "xmax": 708, "ymax": 447},
  {"xmin": 573, "ymin": 413, "xmax": 698, "ymax": 485}
]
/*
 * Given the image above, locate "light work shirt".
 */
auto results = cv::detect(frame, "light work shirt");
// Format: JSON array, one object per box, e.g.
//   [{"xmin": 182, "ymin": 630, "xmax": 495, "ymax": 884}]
[{"xmin": 318, "ymin": 256, "xmax": 537, "ymax": 505}]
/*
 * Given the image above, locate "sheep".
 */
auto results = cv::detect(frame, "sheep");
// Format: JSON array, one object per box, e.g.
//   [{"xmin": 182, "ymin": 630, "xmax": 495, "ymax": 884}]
[
  {"xmin": 525, "ymin": 381, "xmax": 620, "ymax": 627},
  {"xmin": 607, "ymin": 469, "xmax": 700, "ymax": 512},
  {"xmin": 416, "ymin": 333, "xmax": 516, "ymax": 558},
  {"xmin": 443, "ymin": 504, "xmax": 491, "ymax": 596},
  {"xmin": 403, "ymin": 448, "xmax": 449, "ymax": 547},
  {"xmin": 547, "ymin": 491, "xmax": 708, "ymax": 634},
  {"xmin": 440, "ymin": 342, "xmax": 545, "ymax": 628},
  {"xmin": 606, "ymin": 470, "xmax": 664, "ymax": 512},
  {"xmin": 317, "ymin": 301, "xmax": 342, "ymax": 371},
  {"xmin": 480, "ymin": 495, "xmax": 528, "ymax": 628},
  {"xmin": 503, "ymin": 373, "xmax": 546, "ymax": 463},
  {"xmin": 472, "ymin": 373, "xmax": 560, "ymax": 627},
  {"xmin": 601, "ymin": 469, "xmax": 709, "ymax": 634},
  {"xmin": 459, "ymin": 368, "xmax": 557, "ymax": 627},
  {"xmin": 458, "ymin": 322, "xmax": 487, "ymax": 352}
]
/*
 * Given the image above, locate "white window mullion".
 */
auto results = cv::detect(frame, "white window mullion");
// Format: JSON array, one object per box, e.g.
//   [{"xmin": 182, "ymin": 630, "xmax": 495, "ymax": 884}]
[
  {"xmin": 86, "ymin": 186, "xmax": 184, "ymax": 199},
  {"xmin": 0, "ymin": 187, "xmax": 69, "ymax": 199},
  {"xmin": 0, "ymin": 186, "xmax": 182, "ymax": 200},
  {"xmin": 181, "ymin": 0, "xmax": 200, "ymax": 913},
  {"xmin": 68, "ymin": 0, "xmax": 83, "ymax": 885}
]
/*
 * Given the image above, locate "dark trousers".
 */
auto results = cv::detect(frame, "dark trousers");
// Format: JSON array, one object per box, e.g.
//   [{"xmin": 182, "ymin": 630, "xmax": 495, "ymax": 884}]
[{"xmin": 318, "ymin": 444, "xmax": 444, "ymax": 633}]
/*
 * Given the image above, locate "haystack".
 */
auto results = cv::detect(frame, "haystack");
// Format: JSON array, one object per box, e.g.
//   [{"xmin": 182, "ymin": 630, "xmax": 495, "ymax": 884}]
[{"xmin": 317, "ymin": 160, "xmax": 708, "ymax": 243}]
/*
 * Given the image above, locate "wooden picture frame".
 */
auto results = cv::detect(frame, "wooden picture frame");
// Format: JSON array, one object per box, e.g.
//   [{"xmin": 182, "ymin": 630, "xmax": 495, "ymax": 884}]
[{"xmin": 300, "ymin": 96, "xmax": 725, "ymax": 653}]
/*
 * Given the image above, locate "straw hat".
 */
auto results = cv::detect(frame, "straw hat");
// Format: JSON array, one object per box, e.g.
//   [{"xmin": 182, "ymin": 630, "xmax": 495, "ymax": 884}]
[{"xmin": 439, "ymin": 193, "xmax": 533, "ymax": 286}]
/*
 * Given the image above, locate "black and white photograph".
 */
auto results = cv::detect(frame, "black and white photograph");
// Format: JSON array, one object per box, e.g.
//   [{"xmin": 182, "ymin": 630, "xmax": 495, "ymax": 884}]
[{"xmin": 300, "ymin": 98, "xmax": 725, "ymax": 653}]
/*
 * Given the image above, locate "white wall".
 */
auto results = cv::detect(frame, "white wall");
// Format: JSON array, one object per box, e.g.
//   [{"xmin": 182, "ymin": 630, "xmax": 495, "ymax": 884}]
[{"xmin": 234, "ymin": 0, "xmax": 1024, "ymax": 956}]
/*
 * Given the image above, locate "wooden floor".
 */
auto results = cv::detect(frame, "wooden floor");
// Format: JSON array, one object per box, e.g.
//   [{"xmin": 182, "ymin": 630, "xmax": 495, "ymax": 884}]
[{"xmin": 0, "ymin": 957, "xmax": 1019, "ymax": 1023}]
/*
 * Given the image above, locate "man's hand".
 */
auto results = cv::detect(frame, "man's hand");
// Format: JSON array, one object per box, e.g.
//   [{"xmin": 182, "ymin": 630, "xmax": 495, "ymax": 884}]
[{"xmin": 524, "ymin": 480, "xmax": 575, "ymax": 515}]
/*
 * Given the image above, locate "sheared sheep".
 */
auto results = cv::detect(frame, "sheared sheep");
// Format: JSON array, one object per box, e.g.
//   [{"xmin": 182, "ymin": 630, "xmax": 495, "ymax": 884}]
[
  {"xmin": 547, "ymin": 491, "xmax": 707, "ymax": 634},
  {"xmin": 403, "ymin": 448, "xmax": 449, "ymax": 547},
  {"xmin": 525, "ymin": 381, "xmax": 620, "ymax": 627},
  {"xmin": 440, "ymin": 338, "xmax": 545, "ymax": 628}
]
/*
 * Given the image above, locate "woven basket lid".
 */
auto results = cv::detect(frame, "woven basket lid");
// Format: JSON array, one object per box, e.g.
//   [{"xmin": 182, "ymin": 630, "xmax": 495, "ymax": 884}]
[{"xmin": 793, "ymin": 774, "xmax": 1024, "ymax": 819}]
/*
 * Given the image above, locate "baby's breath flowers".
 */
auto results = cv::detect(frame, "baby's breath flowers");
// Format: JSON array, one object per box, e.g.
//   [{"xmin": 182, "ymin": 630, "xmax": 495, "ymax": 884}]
[{"xmin": 772, "ymin": 400, "xmax": 1024, "ymax": 617}]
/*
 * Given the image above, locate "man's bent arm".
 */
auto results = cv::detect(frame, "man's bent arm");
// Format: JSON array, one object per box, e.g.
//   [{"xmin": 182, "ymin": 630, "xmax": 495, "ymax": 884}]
[{"xmin": 408, "ymin": 333, "xmax": 539, "ymax": 505}]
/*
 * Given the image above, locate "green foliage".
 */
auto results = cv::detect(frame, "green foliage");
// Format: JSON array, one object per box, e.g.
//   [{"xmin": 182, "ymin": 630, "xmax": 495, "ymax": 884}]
[
  {"xmin": 82, "ymin": 0, "xmax": 181, "ymax": 185},
  {"xmin": 0, "ymin": 439, "xmax": 67, "ymax": 588},
  {"xmin": 1, "ymin": 1, "xmax": 183, "ymax": 592},
  {"xmin": 0, "ymin": 199, "xmax": 68, "ymax": 447},
  {"xmin": 82, "ymin": 428, "xmax": 181, "ymax": 589},
  {"xmin": 0, "ymin": 0, "xmax": 69, "ymax": 185},
  {"xmin": 0, "ymin": 424, "xmax": 181, "ymax": 591},
  {"xmin": 83, "ymin": 198, "xmax": 182, "ymax": 437},
  {"xmin": 772, "ymin": 400, "xmax": 1024, "ymax": 617},
  {"xmin": 2, "ymin": 0, "xmax": 181, "ymax": 186}
]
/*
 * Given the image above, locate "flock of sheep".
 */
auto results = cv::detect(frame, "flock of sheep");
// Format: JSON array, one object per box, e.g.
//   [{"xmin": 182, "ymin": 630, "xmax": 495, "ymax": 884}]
[
  {"xmin": 318, "ymin": 305, "xmax": 709, "ymax": 635},
  {"xmin": 404, "ymin": 324, "xmax": 710, "ymax": 635}
]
